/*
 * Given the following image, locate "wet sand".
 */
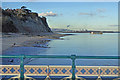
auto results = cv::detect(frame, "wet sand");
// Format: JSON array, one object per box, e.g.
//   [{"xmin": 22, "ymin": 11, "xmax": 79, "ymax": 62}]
[
  {"xmin": 2, "ymin": 33, "xmax": 69, "ymax": 52},
  {"xmin": 2, "ymin": 32, "xmax": 72, "ymax": 65}
]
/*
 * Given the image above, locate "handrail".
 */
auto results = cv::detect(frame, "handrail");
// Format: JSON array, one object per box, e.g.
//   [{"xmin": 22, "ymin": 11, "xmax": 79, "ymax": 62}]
[
  {"xmin": 1, "ymin": 55, "xmax": 120, "ymax": 80},
  {"xmin": 0, "ymin": 55, "xmax": 120, "ymax": 59}
]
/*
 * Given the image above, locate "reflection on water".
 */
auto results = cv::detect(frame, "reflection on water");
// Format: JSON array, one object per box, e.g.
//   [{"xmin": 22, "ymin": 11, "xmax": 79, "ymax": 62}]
[
  {"xmin": 45, "ymin": 33, "xmax": 118, "ymax": 56},
  {"xmin": 3, "ymin": 33, "xmax": 118, "ymax": 66}
]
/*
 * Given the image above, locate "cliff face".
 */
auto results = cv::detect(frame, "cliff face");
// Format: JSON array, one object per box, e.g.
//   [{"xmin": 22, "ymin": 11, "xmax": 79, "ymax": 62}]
[{"xmin": 2, "ymin": 8, "xmax": 52, "ymax": 34}]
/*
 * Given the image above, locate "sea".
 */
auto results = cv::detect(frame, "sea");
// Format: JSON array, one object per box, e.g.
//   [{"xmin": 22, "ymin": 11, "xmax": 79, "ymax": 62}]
[{"xmin": 3, "ymin": 33, "xmax": 118, "ymax": 66}]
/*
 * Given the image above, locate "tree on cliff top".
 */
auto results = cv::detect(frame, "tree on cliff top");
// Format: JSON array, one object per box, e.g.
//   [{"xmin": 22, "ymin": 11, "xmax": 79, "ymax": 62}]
[{"xmin": 21, "ymin": 6, "xmax": 27, "ymax": 9}]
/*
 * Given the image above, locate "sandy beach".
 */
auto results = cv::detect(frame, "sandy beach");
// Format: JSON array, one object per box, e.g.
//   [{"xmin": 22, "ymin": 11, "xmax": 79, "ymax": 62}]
[
  {"xmin": 2, "ymin": 32, "xmax": 72, "ymax": 65},
  {"xmin": 2, "ymin": 33, "xmax": 69, "ymax": 52}
]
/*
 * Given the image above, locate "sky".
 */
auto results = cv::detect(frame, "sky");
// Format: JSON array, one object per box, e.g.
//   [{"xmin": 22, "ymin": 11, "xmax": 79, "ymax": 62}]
[
  {"xmin": 2, "ymin": 2, "xmax": 118, "ymax": 31},
  {"xmin": 2, "ymin": 0, "xmax": 120, "ymax": 2}
]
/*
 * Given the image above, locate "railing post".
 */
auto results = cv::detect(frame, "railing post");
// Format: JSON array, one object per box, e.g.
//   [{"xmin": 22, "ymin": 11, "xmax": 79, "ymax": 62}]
[
  {"xmin": 20, "ymin": 55, "xmax": 24, "ymax": 80},
  {"xmin": 71, "ymin": 55, "xmax": 76, "ymax": 80}
]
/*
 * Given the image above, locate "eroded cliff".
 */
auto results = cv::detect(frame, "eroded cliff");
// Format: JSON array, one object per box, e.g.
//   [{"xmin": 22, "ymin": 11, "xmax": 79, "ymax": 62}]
[{"xmin": 2, "ymin": 7, "xmax": 52, "ymax": 34}]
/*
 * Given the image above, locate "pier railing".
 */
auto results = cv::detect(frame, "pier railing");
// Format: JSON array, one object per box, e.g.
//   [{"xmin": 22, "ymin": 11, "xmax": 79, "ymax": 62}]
[{"xmin": 0, "ymin": 55, "xmax": 120, "ymax": 80}]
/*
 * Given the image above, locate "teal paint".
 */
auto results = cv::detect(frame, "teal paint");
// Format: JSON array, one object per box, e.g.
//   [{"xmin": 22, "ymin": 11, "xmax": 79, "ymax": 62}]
[
  {"xmin": 71, "ymin": 55, "xmax": 76, "ymax": 80},
  {"xmin": 0, "ymin": 55, "xmax": 120, "ymax": 80},
  {"xmin": 20, "ymin": 55, "xmax": 24, "ymax": 80}
]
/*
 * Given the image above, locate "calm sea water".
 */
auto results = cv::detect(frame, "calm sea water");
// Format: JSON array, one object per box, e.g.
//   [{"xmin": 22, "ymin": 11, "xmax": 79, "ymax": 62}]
[{"xmin": 3, "ymin": 33, "xmax": 118, "ymax": 66}]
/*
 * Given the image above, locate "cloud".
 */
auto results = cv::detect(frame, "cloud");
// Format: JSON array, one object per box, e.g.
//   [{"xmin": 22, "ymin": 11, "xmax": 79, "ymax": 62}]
[
  {"xmin": 97, "ymin": 9, "xmax": 106, "ymax": 13},
  {"xmin": 60, "ymin": 13, "xmax": 63, "ymax": 16},
  {"xmin": 79, "ymin": 12, "xmax": 96, "ymax": 17},
  {"xmin": 99, "ymin": 15, "xmax": 106, "ymax": 18},
  {"xmin": 109, "ymin": 25, "xmax": 120, "ymax": 27},
  {"xmin": 79, "ymin": 9, "xmax": 106, "ymax": 17},
  {"xmin": 38, "ymin": 11, "xmax": 57, "ymax": 17}
]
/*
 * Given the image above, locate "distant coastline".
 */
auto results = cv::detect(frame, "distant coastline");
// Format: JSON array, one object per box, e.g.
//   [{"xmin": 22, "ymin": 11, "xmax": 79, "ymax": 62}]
[
  {"xmin": 52, "ymin": 28, "xmax": 119, "ymax": 33},
  {"xmin": 61, "ymin": 31, "xmax": 120, "ymax": 33},
  {"xmin": 53, "ymin": 30, "xmax": 119, "ymax": 33}
]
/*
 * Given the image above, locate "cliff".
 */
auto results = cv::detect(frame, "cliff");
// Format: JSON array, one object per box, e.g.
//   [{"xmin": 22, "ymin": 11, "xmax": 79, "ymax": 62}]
[{"xmin": 2, "ymin": 7, "xmax": 52, "ymax": 34}]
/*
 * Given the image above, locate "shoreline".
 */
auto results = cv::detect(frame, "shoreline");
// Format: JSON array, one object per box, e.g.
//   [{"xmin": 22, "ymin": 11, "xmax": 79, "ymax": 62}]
[
  {"xmin": 2, "ymin": 32, "xmax": 71, "ymax": 52},
  {"xmin": 2, "ymin": 32, "xmax": 73, "ymax": 65},
  {"xmin": 1, "ymin": 32, "xmax": 118, "ymax": 72}
]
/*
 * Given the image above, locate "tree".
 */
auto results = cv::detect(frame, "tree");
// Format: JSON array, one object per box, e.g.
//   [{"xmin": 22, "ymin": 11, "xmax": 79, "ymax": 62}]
[
  {"xmin": 21, "ymin": 6, "xmax": 27, "ymax": 9},
  {"xmin": 24, "ymin": 9, "xmax": 31, "ymax": 13},
  {"xmin": 67, "ymin": 25, "xmax": 70, "ymax": 28},
  {"xmin": 67, "ymin": 25, "xmax": 70, "ymax": 29}
]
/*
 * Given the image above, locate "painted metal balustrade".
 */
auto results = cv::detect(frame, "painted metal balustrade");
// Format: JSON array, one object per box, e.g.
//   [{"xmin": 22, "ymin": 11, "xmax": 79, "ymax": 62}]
[{"xmin": 0, "ymin": 55, "xmax": 120, "ymax": 80}]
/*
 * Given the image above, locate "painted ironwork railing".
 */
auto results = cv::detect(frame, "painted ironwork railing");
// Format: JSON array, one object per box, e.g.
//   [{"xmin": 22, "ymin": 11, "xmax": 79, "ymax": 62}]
[
  {"xmin": 1, "ymin": 65, "xmax": 120, "ymax": 79},
  {"xmin": 0, "ymin": 55, "xmax": 120, "ymax": 80}
]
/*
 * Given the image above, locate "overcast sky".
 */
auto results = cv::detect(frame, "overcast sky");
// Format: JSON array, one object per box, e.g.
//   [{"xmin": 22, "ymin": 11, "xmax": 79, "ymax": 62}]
[{"xmin": 2, "ymin": 2, "xmax": 118, "ymax": 31}]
